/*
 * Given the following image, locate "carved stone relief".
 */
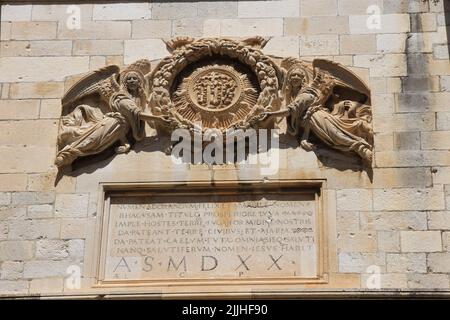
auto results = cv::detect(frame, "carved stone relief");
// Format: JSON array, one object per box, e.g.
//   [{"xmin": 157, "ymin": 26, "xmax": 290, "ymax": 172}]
[{"xmin": 56, "ymin": 37, "xmax": 374, "ymax": 169}]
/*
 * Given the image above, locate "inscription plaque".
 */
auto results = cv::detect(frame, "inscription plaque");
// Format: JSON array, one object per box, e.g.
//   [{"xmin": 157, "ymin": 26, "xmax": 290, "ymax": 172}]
[{"xmin": 97, "ymin": 183, "xmax": 324, "ymax": 285}]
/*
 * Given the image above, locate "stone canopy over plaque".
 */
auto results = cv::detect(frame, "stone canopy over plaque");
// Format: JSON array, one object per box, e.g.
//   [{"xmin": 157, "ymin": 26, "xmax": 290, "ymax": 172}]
[{"xmin": 55, "ymin": 36, "xmax": 374, "ymax": 170}]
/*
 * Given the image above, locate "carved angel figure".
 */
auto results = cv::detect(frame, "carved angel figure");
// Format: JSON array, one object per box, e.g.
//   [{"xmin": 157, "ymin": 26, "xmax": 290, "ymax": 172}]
[
  {"xmin": 263, "ymin": 59, "xmax": 374, "ymax": 164},
  {"xmin": 55, "ymin": 60, "xmax": 170, "ymax": 168}
]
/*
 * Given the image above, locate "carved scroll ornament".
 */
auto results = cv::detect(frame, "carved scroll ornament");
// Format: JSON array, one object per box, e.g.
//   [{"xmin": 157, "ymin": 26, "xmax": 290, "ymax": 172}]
[{"xmin": 55, "ymin": 37, "xmax": 374, "ymax": 169}]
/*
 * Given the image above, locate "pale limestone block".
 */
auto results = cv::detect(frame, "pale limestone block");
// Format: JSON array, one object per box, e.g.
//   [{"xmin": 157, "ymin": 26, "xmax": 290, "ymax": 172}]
[
  {"xmin": 60, "ymin": 219, "xmax": 87, "ymax": 239},
  {"xmin": 337, "ymin": 189, "xmax": 372, "ymax": 211},
  {"xmin": 428, "ymin": 211, "xmax": 450, "ymax": 230},
  {"xmin": 106, "ymin": 55, "xmax": 124, "ymax": 67},
  {"xmin": 430, "ymin": 0, "xmax": 445, "ymax": 13},
  {"xmin": 338, "ymin": 0, "xmax": 383, "ymax": 15},
  {"xmin": 376, "ymin": 33, "xmax": 407, "ymax": 53},
  {"xmin": 1, "ymin": 84, "xmax": 9, "ymax": 99},
  {"xmin": 386, "ymin": 77, "xmax": 402, "ymax": 93},
  {"xmin": 172, "ymin": 18, "xmax": 203, "ymax": 37},
  {"xmin": 378, "ymin": 231, "xmax": 400, "ymax": 252},
  {"xmin": 263, "ymin": 37, "xmax": 299, "ymax": 58},
  {"xmin": 300, "ymin": 35, "xmax": 339, "ymax": 56},
  {"xmin": 9, "ymin": 82, "xmax": 64, "ymax": 99},
  {"xmin": 340, "ymin": 34, "xmax": 377, "ymax": 54},
  {"xmin": 428, "ymin": 252, "xmax": 450, "ymax": 273},
  {"xmin": 285, "ymin": 16, "xmax": 349, "ymax": 35},
  {"xmin": 29, "ymin": 278, "xmax": 64, "ymax": 294},
  {"xmin": 373, "ymin": 132, "xmax": 393, "ymax": 151},
  {"xmin": 0, "ymin": 261, "xmax": 23, "ymax": 280},
  {"xmin": 220, "ymin": 19, "xmax": 284, "ymax": 37},
  {"xmin": 1, "ymin": 22, "xmax": 12, "ymax": 40},
  {"xmin": 421, "ymin": 131, "xmax": 450, "ymax": 150},
  {"xmin": 1, "ymin": 5, "xmax": 32, "ymax": 21},
  {"xmin": 406, "ymin": 33, "xmax": 434, "ymax": 53},
  {"xmin": 0, "ymin": 198, "xmax": 10, "ymax": 210},
  {"xmin": 437, "ymin": 112, "xmax": 450, "ymax": 130},
  {"xmin": 36, "ymin": 240, "xmax": 69, "ymax": 260},
  {"xmin": 11, "ymin": 192, "xmax": 54, "ymax": 205},
  {"xmin": 353, "ymin": 54, "xmax": 407, "ymax": 77},
  {"xmin": 441, "ymin": 75, "xmax": 450, "ymax": 92},
  {"xmin": 27, "ymin": 204, "xmax": 53, "ymax": 219},
  {"xmin": 301, "ymin": 0, "xmax": 338, "ymax": 16},
  {"xmin": 54, "ymin": 194, "xmax": 89, "ymax": 218},
  {"xmin": 11, "ymin": 22, "xmax": 57, "ymax": 40},
  {"xmin": 373, "ymin": 113, "xmax": 435, "ymax": 133},
  {"xmin": 0, "ymin": 99, "xmax": 40, "ymax": 120},
  {"xmin": 370, "ymin": 78, "xmax": 387, "ymax": 94},
  {"xmin": 349, "ymin": 14, "xmax": 410, "ymax": 34},
  {"xmin": 198, "ymin": 2, "xmax": 237, "ymax": 18},
  {"xmin": 407, "ymin": 274, "xmax": 449, "ymax": 289},
  {"xmin": 0, "ymin": 280, "xmax": 29, "ymax": 295},
  {"xmin": 375, "ymin": 150, "xmax": 450, "ymax": 167},
  {"xmin": 27, "ymin": 171, "xmax": 59, "ymax": 192},
  {"xmin": 386, "ymin": 253, "xmax": 426, "ymax": 273},
  {"xmin": 152, "ymin": 3, "xmax": 198, "ymax": 19},
  {"xmin": 337, "ymin": 231, "xmax": 377, "ymax": 252},
  {"xmin": 434, "ymin": 44, "xmax": 450, "ymax": 60},
  {"xmin": 238, "ymin": 0, "xmax": 299, "ymax": 18},
  {"xmin": 0, "ymin": 40, "xmax": 72, "ymax": 57},
  {"xmin": 0, "ymin": 174, "xmax": 27, "ymax": 192},
  {"xmin": 0, "ymin": 241, "xmax": 34, "ymax": 260},
  {"xmin": 373, "ymin": 187, "xmax": 446, "ymax": 211},
  {"xmin": 444, "ymin": 232, "xmax": 450, "ymax": 251},
  {"xmin": 332, "ymin": 55, "xmax": 353, "ymax": 66},
  {"xmin": 361, "ymin": 273, "xmax": 407, "ymax": 289},
  {"xmin": 339, "ymin": 252, "xmax": 386, "ymax": 273},
  {"xmin": 203, "ymin": 19, "xmax": 221, "ymax": 37},
  {"xmin": 124, "ymin": 39, "xmax": 168, "ymax": 65},
  {"xmin": 419, "ymin": 13, "xmax": 437, "ymax": 32},
  {"xmin": 0, "ymin": 221, "xmax": 7, "ymax": 240},
  {"xmin": 32, "ymin": 4, "xmax": 93, "ymax": 21},
  {"xmin": 0, "ymin": 120, "xmax": 58, "ymax": 146},
  {"xmin": 0, "ymin": 57, "xmax": 89, "ymax": 82},
  {"xmin": 68, "ymin": 239, "xmax": 84, "ymax": 258},
  {"xmin": 372, "ymin": 168, "xmax": 432, "ymax": 188},
  {"xmin": 73, "ymin": 40, "xmax": 123, "ymax": 56},
  {"xmin": 93, "ymin": 3, "xmax": 151, "ymax": 21},
  {"xmin": 23, "ymin": 260, "xmax": 74, "ymax": 278},
  {"xmin": 336, "ymin": 211, "xmax": 360, "ymax": 232},
  {"xmin": 360, "ymin": 212, "xmax": 427, "ymax": 231},
  {"xmin": 89, "ymin": 56, "xmax": 106, "ymax": 71},
  {"xmin": 58, "ymin": 21, "xmax": 131, "ymax": 40},
  {"xmin": 0, "ymin": 206, "xmax": 26, "ymax": 221},
  {"xmin": 8, "ymin": 220, "xmax": 60, "ymax": 240},
  {"xmin": 132, "ymin": 20, "xmax": 172, "ymax": 39},
  {"xmin": 40, "ymin": 99, "xmax": 61, "ymax": 119},
  {"xmin": 400, "ymin": 231, "xmax": 443, "ymax": 252},
  {"xmin": 394, "ymin": 131, "xmax": 420, "ymax": 150},
  {"xmin": 383, "ymin": 0, "xmax": 429, "ymax": 13}
]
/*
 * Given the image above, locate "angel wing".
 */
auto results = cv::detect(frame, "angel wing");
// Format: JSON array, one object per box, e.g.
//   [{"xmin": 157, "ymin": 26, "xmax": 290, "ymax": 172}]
[
  {"xmin": 312, "ymin": 59, "xmax": 371, "ymax": 102},
  {"xmin": 61, "ymin": 65, "xmax": 120, "ymax": 108}
]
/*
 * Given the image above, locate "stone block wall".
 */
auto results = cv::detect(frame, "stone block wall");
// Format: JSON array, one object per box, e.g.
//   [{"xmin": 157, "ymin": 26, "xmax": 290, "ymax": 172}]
[{"xmin": 0, "ymin": 0, "xmax": 449, "ymax": 297}]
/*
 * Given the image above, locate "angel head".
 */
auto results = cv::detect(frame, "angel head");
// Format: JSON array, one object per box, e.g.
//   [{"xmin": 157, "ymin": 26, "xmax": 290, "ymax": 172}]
[
  {"xmin": 288, "ymin": 67, "xmax": 307, "ymax": 89},
  {"xmin": 123, "ymin": 71, "xmax": 142, "ymax": 93},
  {"xmin": 282, "ymin": 65, "xmax": 309, "ymax": 104},
  {"xmin": 119, "ymin": 59, "xmax": 151, "ymax": 97}
]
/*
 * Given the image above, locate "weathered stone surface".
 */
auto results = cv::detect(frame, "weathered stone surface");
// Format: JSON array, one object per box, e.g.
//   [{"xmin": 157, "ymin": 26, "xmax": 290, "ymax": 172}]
[
  {"xmin": 337, "ymin": 231, "xmax": 377, "ymax": 252},
  {"xmin": 11, "ymin": 192, "xmax": 55, "ymax": 206},
  {"xmin": 8, "ymin": 220, "xmax": 60, "ymax": 240},
  {"xmin": 32, "ymin": 4, "xmax": 93, "ymax": 21},
  {"xmin": 1, "ymin": 22, "xmax": 12, "ymax": 40},
  {"xmin": 428, "ymin": 211, "xmax": 450, "ymax": 230},
  {"xmin": 29, "ymin": 278, "xmax": 64, "ymax": 294},
  {"xmin": 383, "ymin": 0, "xmax": 430, "ymax": 14},
  {"xmin": 73, "ymin": 40, "xmax": 123, "ymax": 56},
  {"xmin": 131, "ymin": 20, "xmax": 172, "ymax": 39},
  {"xmin": 338, "ymin": 0, "xmax": 383, "ymax": 15},
  {"xmin": 373, "ymin": 187, "xmax": 445, "ymax": 211},
  {"xmin": 0, "ymin": 261, "xmax": 23, "ymax": 280},
  {"xmin": 301, "ymin": 0, "xmax": 338, "ymax": 16},
  {"xmin": 400, "ymin": 231, "xmax": 443, "ymax": 253},
  {"xmin": 124, "ymin": 39, "xmax": 168, "ymax": 64},
  {"xmin": 0, "ymin": 241, "xmax": 34, "ymax": 260},
  {"xmin": 340, "ymin": 35, "xmax": 377, "ymax": 54},
  {"xmin": 39, "ymin": 99, "xmax": 61, "ymax": 119},
  {"xmin": 373, "ymin": 168, "xmax": 432, "ymax": 188},
  {"xmin": 339, "ymin": 253, "xmax": 386, "ymax": 273},
  {"xmin": 428, "ymin": 253, "xmax": 450, "ymax": 273},
  {"xmin": 36, "ymin": 240, "xmax": 69, "ymax": 260},
  {"xmin": 0, "ymin": 280, "xmax": 28, "ymax": 295},
  {"xmin": 57, "ymin": 21, "xmax": 131, "ymax": 40},
  {"xmin": 238, "ymin": 0, "xmax": 299, "ymax": 18},
  {"xmin": 11, "ymin": 22, "xmax": 57, "ymax": 40},
  {"xmin": 1, "ymin": 40, "xmax": 73, "ymax": 57},
  {"xmin": 263, "ymin": 37, "xmax": 299, "ymax": 58},
  {"xmin": 387, "ymin": 253, "xmax": 426, "ymax": 273},
  {"xmin": 0, "ymin": 120, "xmax": 58, "ymax": 146},
  {"xmin": 54, "ymin": 194, "xmax": 89, "ymax": 218},
  {"xmin": 360, "ymin": 211, "xmax": 427, "ymax": 231},
  {"xmin": 93, "ymin": 3, "xmax": 151, "ymax": 21},
  {"xmin": 152, "ymin": 3, "xmax": 198, "ymax": 19},
  {"xmin": 27, "ymin": 204, "xmax": 53, "ymax": 219},
  {"xmin": 220, "ymin": 18, "xmax": 284, "ymax": 37},
  {"xmin": 349, "ymin": 14, "xmax": 410, "ymax": 34},
  {"xmin": 0, "ymin": 174, "xmax": 27, "ymax": 192},
  {"xmin": 354, "ymin": 54, "xmax": 407, "ymax": 77},
  {"xmin": 198, "ymin": 2, "xmax": 237, "ymax": 18},
  {"xmin": 173, "ymin": 18, "xmax": 203, "ymax": 37},
  {"xmin": 378, "ymin": 231, "xmax": 400, "ymax": 252},
  {"xmin": 9, "ymin": 82, "xmax": 64, "ymax": 99},
  {"xmin": 408, "ymin": 274, "xmax": 449, "ymax": 289},
  {"xmin": 60, "ymin": 219, "xmax": 87, "ymax": 239},
  {"xmin": 300, "ymin": 35, "xmax": 339, "ymax": 56},
  {"xmin": 337, "ymin": 189, "xmax": 372, "ymax": 211},
  {"xmin": 23, "ymin": 260, "xmax": 75, "ymax": 278},
  {"xmin": 1, "ymin": 5, "xmax": 32, "ymax": 21},
  {"xmin": 394, "ymin": 131, "xmax": 420, "ymax": 150}
]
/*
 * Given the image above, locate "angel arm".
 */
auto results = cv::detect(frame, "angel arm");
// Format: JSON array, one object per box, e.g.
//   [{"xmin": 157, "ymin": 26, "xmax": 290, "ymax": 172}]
[{"xmin": 139, "ymin": 111, "xmax": 172, "ymax": 124}]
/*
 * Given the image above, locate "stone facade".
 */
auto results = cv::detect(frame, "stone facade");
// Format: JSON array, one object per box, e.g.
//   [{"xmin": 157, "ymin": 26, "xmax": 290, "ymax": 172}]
[{"xmin": 0, "ymin": 0, "xmax": 449, "ymax": 298}]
